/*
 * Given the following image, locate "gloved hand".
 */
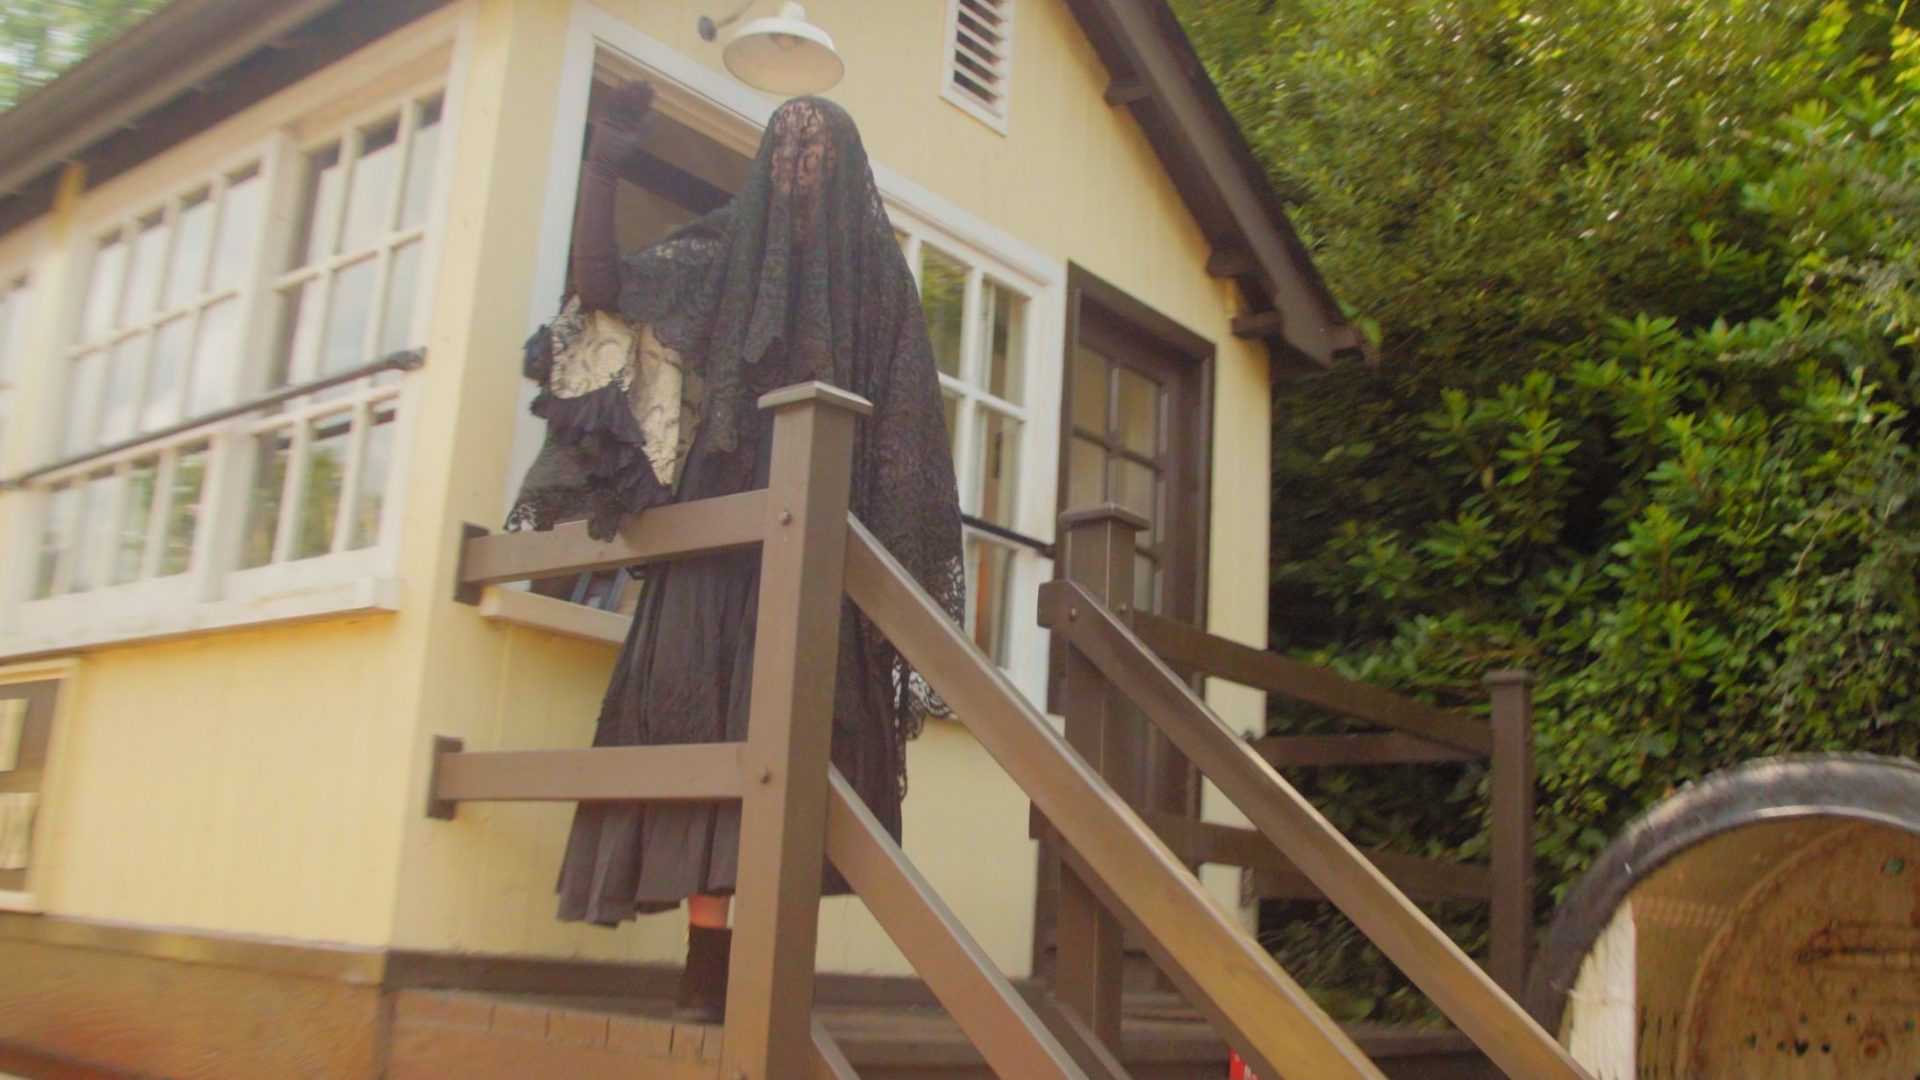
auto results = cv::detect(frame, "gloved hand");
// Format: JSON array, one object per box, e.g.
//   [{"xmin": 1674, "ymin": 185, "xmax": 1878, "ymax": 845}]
[{"xmin": 573, "ymin": 79, "xmax": 656, "ymax": 312}]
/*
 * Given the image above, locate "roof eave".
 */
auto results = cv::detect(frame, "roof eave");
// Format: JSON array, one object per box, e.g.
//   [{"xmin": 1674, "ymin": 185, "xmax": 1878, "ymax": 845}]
[{"xmin": 1068, "ymin": 0, "xmax": 1359, "ymax": 372}]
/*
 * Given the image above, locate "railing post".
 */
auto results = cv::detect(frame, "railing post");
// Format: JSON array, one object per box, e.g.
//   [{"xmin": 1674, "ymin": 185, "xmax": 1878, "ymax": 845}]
[
  {"xmin": 1051, "ymin": 503, "xmax": 1146, "ymax": 1050},
  {"xmin": 722, "ymin": 382, "xmax": 870, "ymax": 1080},
  {"xmin": 1486, "ymin": 668, "xmax": 1536, "ymax": 997}
]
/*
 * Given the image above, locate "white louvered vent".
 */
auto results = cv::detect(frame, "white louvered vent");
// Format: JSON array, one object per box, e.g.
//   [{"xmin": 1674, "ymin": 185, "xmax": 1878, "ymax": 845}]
[{"xmin": 943, "ymin": 0, "xmax": 1013, "ymax": 131}]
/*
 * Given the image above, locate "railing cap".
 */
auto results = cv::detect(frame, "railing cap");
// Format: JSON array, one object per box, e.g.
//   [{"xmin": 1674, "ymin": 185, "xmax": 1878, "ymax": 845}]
[
  {"xmin": 1058, "ymin": 503, "xmax": 1150, "ymax": 532},
  {"xmin": 757, "ymin": 381, "xmax": 874, "ymax": 417},
  {"xmin": 1484, "ymin": 668, "xmax": 1535, "ymax": 687}
]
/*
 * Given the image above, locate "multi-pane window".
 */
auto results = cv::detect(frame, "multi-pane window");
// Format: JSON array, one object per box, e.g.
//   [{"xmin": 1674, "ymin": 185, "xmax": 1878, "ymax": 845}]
[
  {"xmin": 905, "ymin": 234, "xmax": 1031, "ymax": 666},
  {"xmin": 33, "ymin": 163, "xmax": 265, "ymax": 597},
  {"xmin": 242, "ymin": 92, "xmax": 441, "ymax": 569},
  {"xmin": 27, "ymin": 84, "xmax": 446, "ymax": 603}
]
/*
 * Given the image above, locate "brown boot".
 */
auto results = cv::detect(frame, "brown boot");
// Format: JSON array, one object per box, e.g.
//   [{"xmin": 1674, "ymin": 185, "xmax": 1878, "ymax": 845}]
[{"xmin": 673, "ymin": 925, "xmax": 731, "ymax": 1023}]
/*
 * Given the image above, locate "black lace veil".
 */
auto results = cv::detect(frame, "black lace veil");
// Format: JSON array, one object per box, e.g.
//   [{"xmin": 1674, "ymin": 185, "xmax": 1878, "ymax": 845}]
[{"xmin": 510, "ymin": 98, "xmax": 966, "ymax": 792}]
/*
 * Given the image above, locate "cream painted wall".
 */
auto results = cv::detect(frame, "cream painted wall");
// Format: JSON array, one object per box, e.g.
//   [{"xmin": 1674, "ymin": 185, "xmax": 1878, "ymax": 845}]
[
  {"xmin": 26, "ymin": 620, "xmax": 415, "ymax": 945},
  {"xmin": 386, "ymin": 0, "xmax": 1273, "ymax": 977},
  {"xmin": 1, "ymin": 0, "xmax": 1277, "ymax": 977}
]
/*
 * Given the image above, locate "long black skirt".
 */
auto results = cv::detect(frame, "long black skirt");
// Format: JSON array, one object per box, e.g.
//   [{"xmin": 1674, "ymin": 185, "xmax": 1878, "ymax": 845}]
[{"xmin": 555, "ymin": 438, "xmax": 905, "ymax": 924}]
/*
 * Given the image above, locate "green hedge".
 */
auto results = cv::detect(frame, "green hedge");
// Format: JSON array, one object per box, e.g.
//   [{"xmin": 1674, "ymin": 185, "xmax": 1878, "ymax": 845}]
[{"xmin": 1178, "ymin": 0, "xmax": 1920, "ymax": 1022}]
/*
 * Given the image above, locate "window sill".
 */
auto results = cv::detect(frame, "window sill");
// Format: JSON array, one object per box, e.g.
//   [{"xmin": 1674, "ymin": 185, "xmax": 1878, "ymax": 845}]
[
  {"xmin": 476, "ymin": 585, "xmax": 627, "ymax": 648},
  {"xmin": 0, "ymin": 576, "xmax": 402, "ymax": 660}
]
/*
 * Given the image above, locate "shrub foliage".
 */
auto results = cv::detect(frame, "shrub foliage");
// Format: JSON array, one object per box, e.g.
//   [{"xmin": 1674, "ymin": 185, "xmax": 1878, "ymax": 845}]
[{"xmin": 1177, "ymin": 0, "xmax": 1920, "ymax": 1020}]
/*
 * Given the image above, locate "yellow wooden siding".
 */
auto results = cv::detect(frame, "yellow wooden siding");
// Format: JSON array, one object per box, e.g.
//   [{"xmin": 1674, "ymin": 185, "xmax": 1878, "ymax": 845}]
[
  {"xmin": 34, "ymin": 620, "xmax": 413, "ymax": 945},
  {"xmin": 7, "ymin": 0, "xmax": 1275, "ymax": 976},
  {"xmin": 383, "ymin": 0, "xmax": 1271, "ymax": 977}
]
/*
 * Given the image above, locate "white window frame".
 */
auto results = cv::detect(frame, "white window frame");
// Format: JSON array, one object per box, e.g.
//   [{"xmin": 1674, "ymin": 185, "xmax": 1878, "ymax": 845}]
[
  {"xmin": 940, "ymin": 0, "xmax": 1014, "ymax": 134},
  {"xmin": 0, "ymin": 13, "xmax": 470, "ymax": 658},
  {"xmin": 495, "ymin": 7, "xmax": 1066, "ymax": 709}
]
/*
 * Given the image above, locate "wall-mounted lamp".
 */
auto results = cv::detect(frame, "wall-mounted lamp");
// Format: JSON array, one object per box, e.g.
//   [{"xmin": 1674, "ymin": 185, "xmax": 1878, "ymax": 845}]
[{"xmin": 698, "ymin": 1, "xmax": 843, "ymax": 97}]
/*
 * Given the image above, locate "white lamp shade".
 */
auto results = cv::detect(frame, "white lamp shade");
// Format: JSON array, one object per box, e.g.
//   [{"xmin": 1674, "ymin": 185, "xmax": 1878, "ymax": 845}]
[{"xmin": 723, "ymin": 2, "xmax": 844, "ymax": 96}]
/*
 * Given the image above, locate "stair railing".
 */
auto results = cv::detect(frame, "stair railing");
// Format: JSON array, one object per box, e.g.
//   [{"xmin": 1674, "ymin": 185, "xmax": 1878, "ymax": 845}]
[
  {"xmin": 1038, "ymin": 509, "xmax": 1588, "ymax": 1079},
  {"xmin": 429, "ymin": 380, "xmax": 1589, "ymax": 1080}
]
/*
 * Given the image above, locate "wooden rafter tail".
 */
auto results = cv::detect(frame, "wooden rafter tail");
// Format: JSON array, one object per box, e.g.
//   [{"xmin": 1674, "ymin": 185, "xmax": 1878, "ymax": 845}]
[
  {"xmin": 842, "ymin": 518, "xmax": 1385, "ymax": 1080},
  {"xmin": 1045, "ymin": 580, "xmax": 1594, "ymax": 1080},
  {"xmin": 823, "ymin": 768, "xmax": 1088, "ymax": 1080}
]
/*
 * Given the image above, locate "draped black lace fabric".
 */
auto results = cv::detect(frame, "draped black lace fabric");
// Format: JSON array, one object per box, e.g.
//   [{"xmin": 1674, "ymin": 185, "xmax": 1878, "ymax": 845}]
[{"xmin": 509, "ymin": 98, "xmax": 966, "ymax": 923}]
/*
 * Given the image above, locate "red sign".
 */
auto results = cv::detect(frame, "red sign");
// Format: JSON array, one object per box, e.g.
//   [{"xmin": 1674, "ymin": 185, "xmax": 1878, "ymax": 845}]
[{"xmin": 1230, "ymin": 1051, "xmax": 1260, "ymax": 1080}]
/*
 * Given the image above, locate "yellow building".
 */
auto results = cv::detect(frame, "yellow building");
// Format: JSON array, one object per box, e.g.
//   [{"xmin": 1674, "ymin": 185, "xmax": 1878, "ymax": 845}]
[{"xmin": 0, "ymin": 1, "xmax": 1470, "ymax": 1077}]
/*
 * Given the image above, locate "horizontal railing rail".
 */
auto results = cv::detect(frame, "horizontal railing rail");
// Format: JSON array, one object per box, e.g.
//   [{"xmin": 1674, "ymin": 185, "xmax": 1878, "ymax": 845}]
[
  {"xmin": 1042, "ymin": 577, "xmax": 1588, "ymax": 1080},
  {"xmin": 1, "ymin": 348, "xmax": 425, "ymax": 491},
  {"xmin": 1117, "ymin": 581, "xmax": 1535, "ymax": 995},
  {"xmin": 1128, "ymin": 607, "xmax": 1491, "ymax": 757}
]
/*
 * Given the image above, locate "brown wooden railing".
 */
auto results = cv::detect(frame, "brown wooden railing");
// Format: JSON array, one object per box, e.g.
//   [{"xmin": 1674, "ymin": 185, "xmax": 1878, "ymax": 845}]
[
  {"xmin": 1103, "ymin": 507, "xmax": 1535, "ymax": 995},
  {"xmin": 428, "ymin": 381, "xmax": 1587, "ymax": 1080},
  {"xmin": 1041, "ymin": 507, "xmax": 1584, "ymax": 1080}
]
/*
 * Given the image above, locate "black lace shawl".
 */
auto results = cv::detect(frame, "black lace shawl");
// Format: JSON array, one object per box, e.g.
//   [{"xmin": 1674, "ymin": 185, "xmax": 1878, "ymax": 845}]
[{"xmin": 509, "ymin": 98, "xmax": 965, "ymax": 782}]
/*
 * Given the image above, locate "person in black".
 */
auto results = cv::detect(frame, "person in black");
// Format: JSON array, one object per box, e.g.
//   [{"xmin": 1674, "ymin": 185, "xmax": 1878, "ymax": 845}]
[{"xmin": 510, "ymin": 85, "xmax": 965, "ymax": 1020}]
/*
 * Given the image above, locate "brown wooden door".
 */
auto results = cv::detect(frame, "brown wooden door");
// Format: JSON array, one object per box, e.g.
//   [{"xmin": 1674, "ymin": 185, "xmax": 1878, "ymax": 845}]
[{"xmin": 1036, "ymin": 269, "xmax": 1213, "ymax": 981}]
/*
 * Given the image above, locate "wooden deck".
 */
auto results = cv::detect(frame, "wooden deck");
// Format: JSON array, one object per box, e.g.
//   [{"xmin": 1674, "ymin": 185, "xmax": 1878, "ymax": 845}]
[{"xmin": 387, "ymin": 987, "xmax": 1497, "ymax": 1080}]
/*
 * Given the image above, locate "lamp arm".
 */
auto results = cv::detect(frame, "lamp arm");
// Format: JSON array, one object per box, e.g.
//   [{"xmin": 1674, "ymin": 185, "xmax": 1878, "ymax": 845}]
[{"xmin": 697, "ymin": 0, "xmax": 758, "ymax": 41}]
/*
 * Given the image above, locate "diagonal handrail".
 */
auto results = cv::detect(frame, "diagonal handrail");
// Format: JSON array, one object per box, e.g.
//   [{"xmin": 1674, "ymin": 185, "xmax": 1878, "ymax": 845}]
[
  {"xmin": 843, "ymin": 519, "xmax": 1387, "ymax": 1080},
  {"xmin": 1042, "ymin": 579, "xmax": 1592, "ymax": 1080},
  {"xmin": 823, "ymin": 767, "xmax": 1088, "ymax": 1079}
]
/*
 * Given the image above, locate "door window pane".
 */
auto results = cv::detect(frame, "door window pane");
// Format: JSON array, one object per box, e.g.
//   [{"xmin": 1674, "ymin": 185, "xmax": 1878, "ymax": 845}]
[
  {"xmin": 1071, "ymin": 346, "xmax": 1107, "ymax": 432},
  {"xmin": 1114, "ymin": 366, "xmax": 1160, "ymax": 455},
  {"xmin": 1110, "ymin": 458, "xmax": 1158, "ymax": 541},
  {"xmin": 1068, "ymin": 436, "xmax": 1105, "ymax": 507}
]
